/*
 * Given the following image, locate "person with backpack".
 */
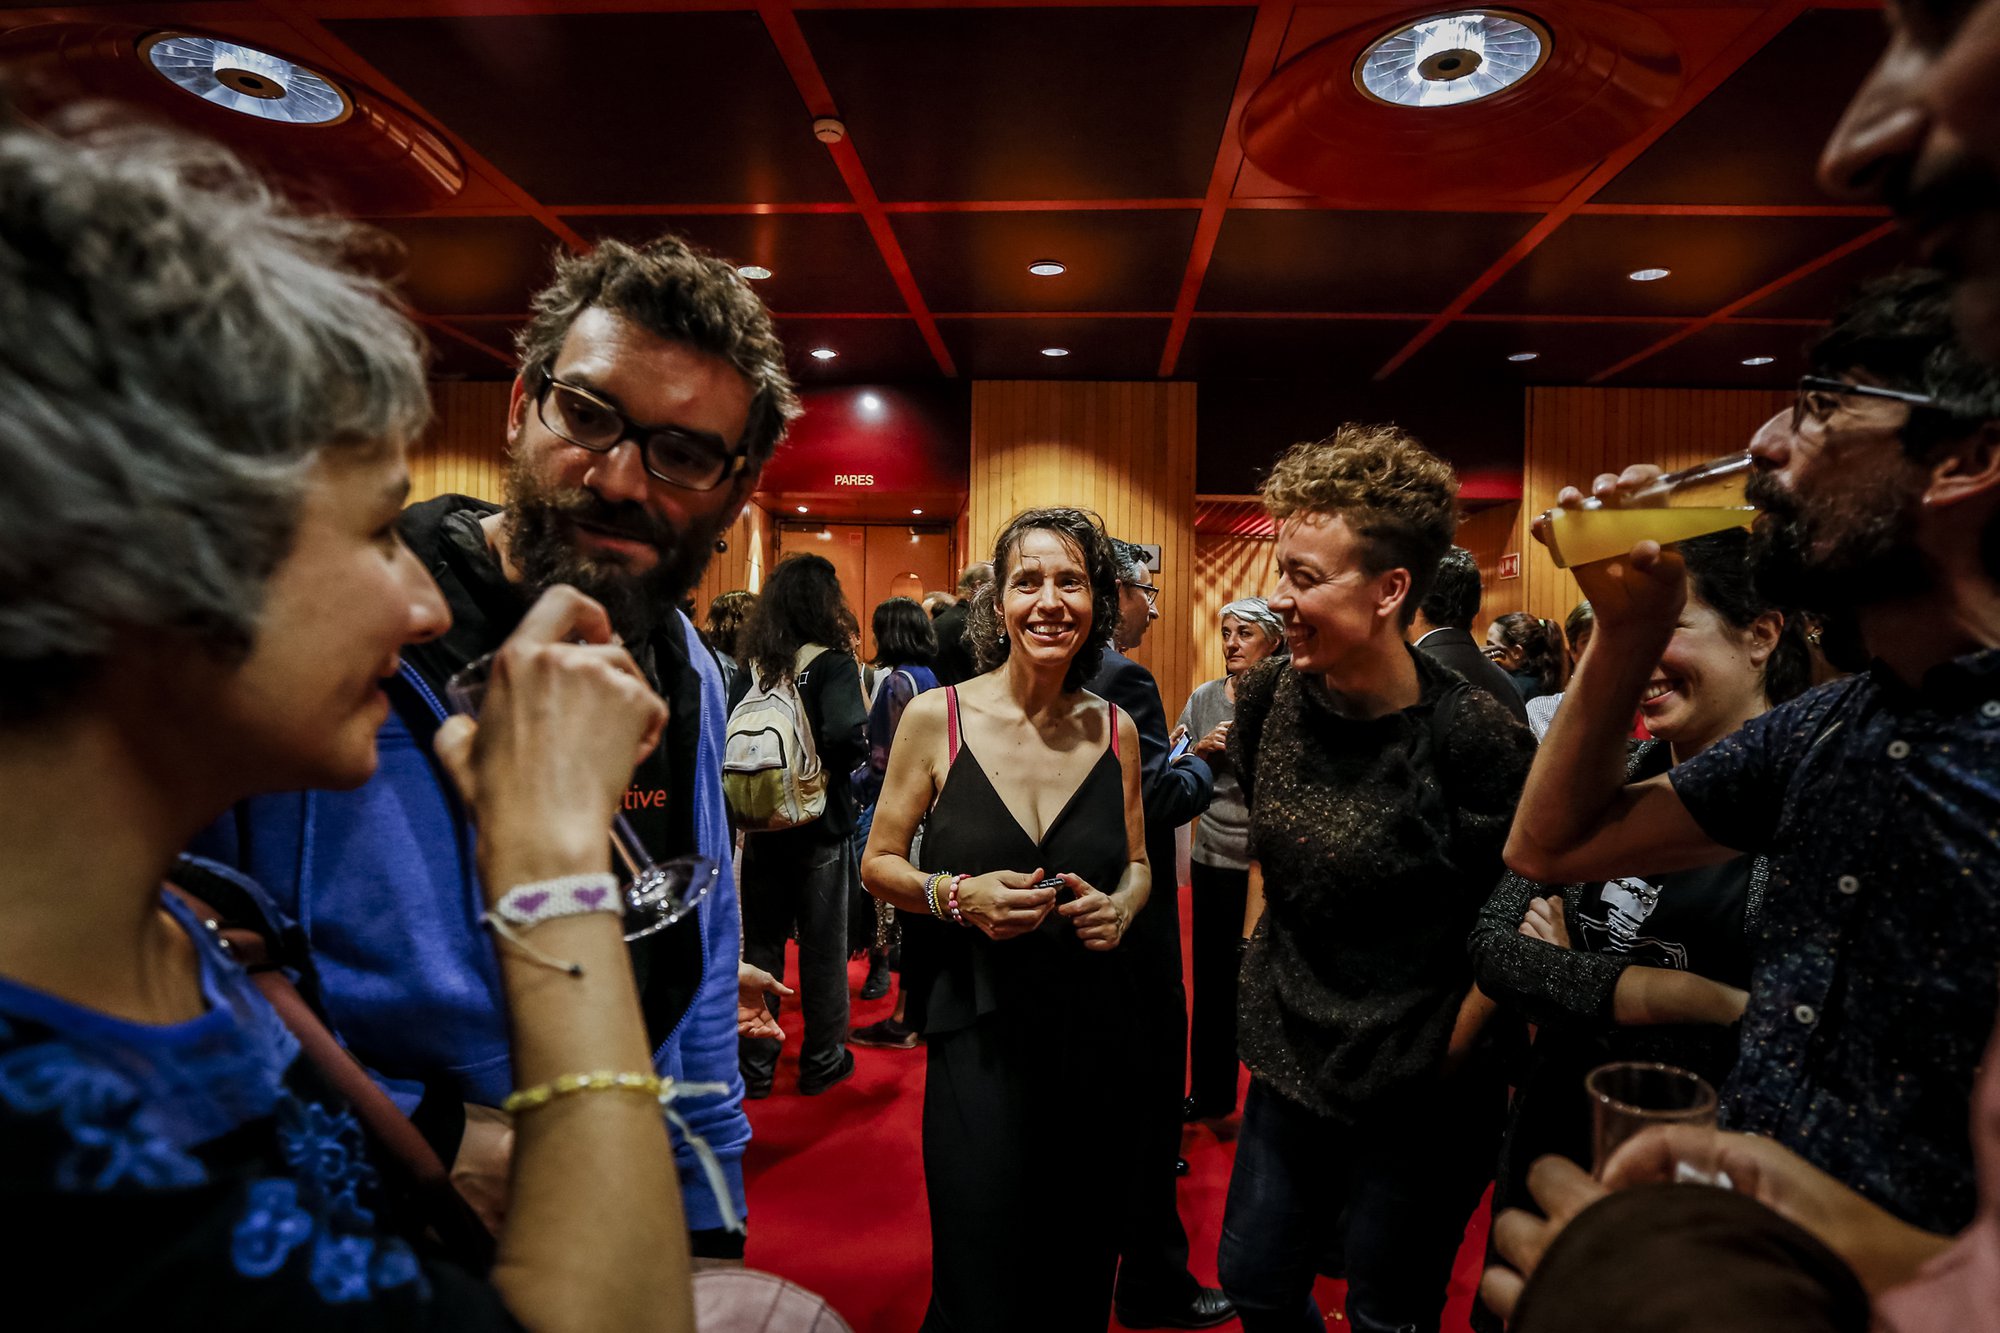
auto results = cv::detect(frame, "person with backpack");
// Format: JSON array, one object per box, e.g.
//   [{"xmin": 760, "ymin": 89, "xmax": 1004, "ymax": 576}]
[
  {"xmin": 849, "ymin": 597, "xmax": 942, "ymax": 1043},
  {"xmin": 727, "ymin": 554, "xmax": 868, "ymax": 1097},
  {"xmin": 1217, "ymin": 429, "xmax": 1536, "ymax": 1333}
]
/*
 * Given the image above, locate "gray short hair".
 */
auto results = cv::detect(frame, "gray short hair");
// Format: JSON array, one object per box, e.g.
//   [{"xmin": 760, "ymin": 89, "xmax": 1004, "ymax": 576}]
[
  {"xmin": 0, "ymin": 117, "xmax": 430, "ymax": 722},
  {"xmin": 1219, "ymin": 597, "xmax": 1282, "ymax": 640}
]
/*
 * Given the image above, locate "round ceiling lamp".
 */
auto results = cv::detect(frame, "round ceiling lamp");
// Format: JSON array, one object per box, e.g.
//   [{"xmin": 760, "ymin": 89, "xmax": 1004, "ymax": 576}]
[
  {"xmin": 142, "ymin": 33, "xmax": 350, "ymax": 125},
  {"xmin": 1355, "ymin": 12, "xmax": 1550, "ymax": 109},
  {"xmin": 1239, "ymin": 1, "xmax": 1683, "ymax": 207},
  {"xmin": 0, "ymin": 24, "xmax": 463, "ymax": 214}
]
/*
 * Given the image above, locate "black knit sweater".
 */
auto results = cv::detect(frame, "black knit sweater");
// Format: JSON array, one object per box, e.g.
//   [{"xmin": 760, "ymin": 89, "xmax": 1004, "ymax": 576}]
[{"xmin": 1231, "ymin": 647, "xmax": 1535, "ymax": 1120}]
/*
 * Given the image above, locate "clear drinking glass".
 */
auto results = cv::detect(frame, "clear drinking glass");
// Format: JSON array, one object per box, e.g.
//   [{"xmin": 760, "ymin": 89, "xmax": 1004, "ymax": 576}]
[
  {"xmin": 1540, "ymin": 452, "xmax": 1757, "ymax": 569},
  {"xmin": 445, "ymin": 652, "xmax": 718, "ymax": 941},
  {"xmin": 1585, "ymin": 1061, "xmax": 1718, "ymax": 1177}
]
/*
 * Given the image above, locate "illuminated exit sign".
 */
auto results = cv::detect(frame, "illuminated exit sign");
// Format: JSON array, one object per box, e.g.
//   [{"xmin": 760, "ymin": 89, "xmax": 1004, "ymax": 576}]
[{"xmin": 1498, "ymin": 552, "xmax": 1521, "ymax": 580}]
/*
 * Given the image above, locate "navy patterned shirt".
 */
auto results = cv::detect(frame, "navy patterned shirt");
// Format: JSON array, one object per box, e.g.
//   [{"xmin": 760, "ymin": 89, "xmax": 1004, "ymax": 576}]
[{"xmin": 1669, "ymin": 648, "xmax": 2000, "ymax": 1233}]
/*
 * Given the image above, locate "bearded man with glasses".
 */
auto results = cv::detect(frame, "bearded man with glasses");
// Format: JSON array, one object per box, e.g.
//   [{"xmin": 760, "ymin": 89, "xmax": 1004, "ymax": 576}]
[
  {"xmin": 194, "ymin": 235, "xmax": 799, "ymax": 1264},
  {"xmin": 1481, "ymin": 268, "xmax": 2000, "ymax": 1326}
]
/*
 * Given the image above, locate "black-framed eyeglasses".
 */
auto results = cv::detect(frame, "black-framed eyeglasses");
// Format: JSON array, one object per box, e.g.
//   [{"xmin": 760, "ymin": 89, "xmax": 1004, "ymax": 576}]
[
  {"xmin": 533, "ymin": 367, "xmax": 750, "ymax": 493},
  {"xmin": 1790, "ymin": 374, "xmax": 1946, "ymax": 437},
  {"xmin": 1121, "ymin": 578, "xmax": 1160, "ymax": 606}
]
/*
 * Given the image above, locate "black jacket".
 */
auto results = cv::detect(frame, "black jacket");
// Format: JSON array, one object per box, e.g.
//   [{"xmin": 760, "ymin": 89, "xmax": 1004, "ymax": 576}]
[
  {"xmin": 1086, "ymin": 648, "xmax": 1213, "ymax": 982},
  {"xmin": 931, "ymin": 601, "xmax": 979, "ymax": 686},
  {"xmin": 1415, "ymin": 626, "xmax": 1531, "ymax": 726}
]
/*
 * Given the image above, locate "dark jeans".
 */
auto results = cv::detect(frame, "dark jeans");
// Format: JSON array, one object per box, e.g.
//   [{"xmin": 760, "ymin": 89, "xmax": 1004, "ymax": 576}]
[
  {"xmin": 1187, "ymin": 859, "xmax": 1249, "ymax": 1113},
  {"xmin": 1219, "ymin": 1075, "xmax": 1504, "ymax": 1333},
  {"xmin": 738, "ymin": 828, "xmax": 852, "ymax": 1089}
]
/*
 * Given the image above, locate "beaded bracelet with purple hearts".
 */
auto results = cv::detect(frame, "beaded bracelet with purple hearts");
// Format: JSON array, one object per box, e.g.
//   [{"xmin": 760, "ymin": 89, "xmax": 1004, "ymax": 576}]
[{"xmin": 482, "ymin": 872, "xmax": 622, "ymax": 977}]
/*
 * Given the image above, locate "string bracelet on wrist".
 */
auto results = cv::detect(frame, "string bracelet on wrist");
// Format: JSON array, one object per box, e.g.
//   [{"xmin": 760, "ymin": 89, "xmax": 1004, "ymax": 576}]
[{"xmin": 481, "ymin": 872, "xmax": 621, "ymax": 978}]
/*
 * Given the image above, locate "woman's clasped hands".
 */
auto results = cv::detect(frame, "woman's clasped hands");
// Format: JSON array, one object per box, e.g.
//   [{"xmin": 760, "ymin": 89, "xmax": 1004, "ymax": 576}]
[{"xmin": 954, "ymin": 868, "xmax": 1128, "ymax": 950}]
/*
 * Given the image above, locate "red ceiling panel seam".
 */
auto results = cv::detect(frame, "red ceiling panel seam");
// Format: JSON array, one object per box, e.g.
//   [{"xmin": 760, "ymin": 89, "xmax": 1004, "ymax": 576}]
[
  {"xmin": 416, "ymin": 314, "xmax": 517, "ymax": 368},
  {"xmin": 1577, "ymin": 204, "xmax": 1893, "ymax": 219},
  {"xmin": 252, "ymin": 0, "xmax": 589, "ymax": 253},
  {"xmin": 1370, "ymin": 0, "xmax": 1815, "ymax": 383},
  {"xmin": 757, "ymin": 1, "xmax": 956, "ymax": 376},
  {"xmin": 1157, "ymin": 0, "xmax": 1296, "ymax": 378},
  {"xmin": 305, "ymin": 0, "xmax": 1262, "ymax": 14},
  {"xmin": 1586, "ymin": 219, "xmax": 1899, "ymax": 383}
]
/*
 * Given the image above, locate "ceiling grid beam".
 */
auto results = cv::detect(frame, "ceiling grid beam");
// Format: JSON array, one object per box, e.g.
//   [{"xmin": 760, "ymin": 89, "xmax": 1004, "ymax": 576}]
[
  {"xmin": 758, "ymin": 0, "xmax": 956, "ymax": 376},
  {"xmin": 253, "ymin": 0, "xmax": 589, "ymax": 253},
  {"xmin": 1369, "ymin": 0, "xmax": 1815, "ymax": 383},
  {"xmin": 1157, "ymin": 0, "xmax": 1295, "ymax": 378}
]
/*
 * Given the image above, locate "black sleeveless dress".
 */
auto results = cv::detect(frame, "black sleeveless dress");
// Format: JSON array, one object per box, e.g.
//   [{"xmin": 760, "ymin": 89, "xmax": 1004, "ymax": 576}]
[{"xmin": 908, "ymin": 688, "xmax": 1141, "ymax": 1333}]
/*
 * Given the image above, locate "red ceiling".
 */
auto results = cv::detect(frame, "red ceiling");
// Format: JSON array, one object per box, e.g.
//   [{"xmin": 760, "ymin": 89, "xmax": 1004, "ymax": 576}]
[{"xmin": 0, "ymin": 0, "xmax": 1908, "ymax": 492}]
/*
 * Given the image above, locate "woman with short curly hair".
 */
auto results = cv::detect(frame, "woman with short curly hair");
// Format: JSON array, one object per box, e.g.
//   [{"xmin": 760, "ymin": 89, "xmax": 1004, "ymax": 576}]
[
  {"xmin": 1218, "ymin": 427, "xmax": 1537, "ymax": 1333},
  {"xmin": 862, "ymin": 506, "xmax": 1149, "ymax": 1333}
]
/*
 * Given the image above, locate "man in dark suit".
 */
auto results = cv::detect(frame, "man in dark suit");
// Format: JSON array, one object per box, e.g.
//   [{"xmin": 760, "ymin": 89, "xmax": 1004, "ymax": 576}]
[
  {"xmin": 1411, "ymin": 545, "xmax": 1532, "ymax": 726},
  {"xmin": 1089, "ymin": 541, "xmax": 1231, "ymax": 1330},
  {"xmin": 930, "ymin": 560, "xmax": 990, "ymax": 685}
]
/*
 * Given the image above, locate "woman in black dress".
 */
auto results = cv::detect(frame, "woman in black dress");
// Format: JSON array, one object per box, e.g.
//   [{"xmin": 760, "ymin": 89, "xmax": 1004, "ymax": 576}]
[
  {"xmin": 861, "ymin": 507, "xmax": 1149, "ymax": 1333},
  {"xmin": 1470, "ymin": 529, "xmax": 1810, "ymax": 1216}
]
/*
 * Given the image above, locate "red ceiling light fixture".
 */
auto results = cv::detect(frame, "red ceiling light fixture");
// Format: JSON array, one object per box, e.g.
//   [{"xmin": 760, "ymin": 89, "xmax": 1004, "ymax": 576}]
[
  {"xmin": 1239, "ymin": 2, "xmax": 1683, "ymax": 207},
  {"xmin": 0, "ymin": 24, "xmax": 463, "ymax": 215}
]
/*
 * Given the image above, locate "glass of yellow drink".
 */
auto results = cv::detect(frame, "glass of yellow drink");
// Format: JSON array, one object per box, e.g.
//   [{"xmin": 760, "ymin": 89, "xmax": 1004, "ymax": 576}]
[{"xmin": 1541, "ymin": 453, "xmax": 1756, "ymax": 570}]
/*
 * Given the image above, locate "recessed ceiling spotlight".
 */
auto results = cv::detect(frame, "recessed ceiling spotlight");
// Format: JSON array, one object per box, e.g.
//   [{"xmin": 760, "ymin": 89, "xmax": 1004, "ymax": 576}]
[
  {"xmin": 143, "ymin": 33, "xmax": 352, "ymax": 125},
  {"xmin": 1507, "ymin": 351, "xmax": 1540, "ymax": 362},
  {"xmin": 858, "ymin": 392, "xmax": 884, "ymax": 415},
  {"xmin": 1741, "ymin": 356, "xmax": 1776, "ymax": 366},
  {"xmin": 1040, "ymin": 347, "xmax": 1070, "ymax": 358},
  {"xmin": 911, "ymin": 508, "xmax": 924, "ymax": 516},
  {"xmin": 1028, "ymin": 260, "xmax": 1067, "ymax": 277},
  {"xmin": 737, "ymin": 265, "xmax": 772, "ymax": 281},
  {"xmin": 809, "ymin": 348, "xmax": 837, "ymax": 361},
  {"xmin": 1628, "ymin": 267, "xmax": 1672, "ymax": 282},
  {"xmin": 796, "ymin": 505, "xmax": 809, "ymax": 513},
  {"xmin": 1355, "ymin": 11, "xmax": 1551, "ymax": 109}
]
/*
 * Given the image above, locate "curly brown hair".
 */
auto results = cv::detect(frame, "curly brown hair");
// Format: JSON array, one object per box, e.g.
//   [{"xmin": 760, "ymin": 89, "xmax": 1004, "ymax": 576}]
[
  {"xmin": 1261, "ymin": 425, "xmax": 1459, "ymax": 627},
  {"xmin": 515, "ymin": 234, "xmax": 801, "ymax": 467},
  {"xmin": 966, "ymin": 507, "xmax": 1120, "ymax": 693}
]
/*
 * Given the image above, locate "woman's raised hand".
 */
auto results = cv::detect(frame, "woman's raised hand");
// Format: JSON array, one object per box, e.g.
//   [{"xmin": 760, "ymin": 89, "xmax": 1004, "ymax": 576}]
[
  {"xmin": 434, "ymin": 586, "xmax": 667, "ymax": 888},
  {"xmin": 1193, "ymin": 720, "xmax": 1232, "ymax": 758},
  {"xmin": 958, "ymin": 867, "xmax": 1059, "ymax": 941},
  {"xmin": 1057, "ymin": 873, "xmax": 1127, "ymax": 952}
]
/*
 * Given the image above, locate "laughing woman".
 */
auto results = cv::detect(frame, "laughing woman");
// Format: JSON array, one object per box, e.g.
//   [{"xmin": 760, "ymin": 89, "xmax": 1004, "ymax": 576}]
[
  {"xmin": 0, "ymin": 123, "xmax": 694, "ymax": 1330},
  {"xmin": 1218, "ymin": 429, "xmax": 1537, "ymax": 1333},
  {"xmin": 862, "ymin": 508, "xmax": 1149, "ymax": 1333}
]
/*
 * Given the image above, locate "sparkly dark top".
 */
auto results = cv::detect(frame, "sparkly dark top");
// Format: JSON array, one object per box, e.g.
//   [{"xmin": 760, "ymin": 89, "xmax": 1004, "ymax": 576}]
[
  {"xmin": 1230, "ymin": 649, "xmax": 1535, "ymax": 1120},
  {"xmin": 1670, "ymin": 647, "xmax": 2000, "ymax": 1233}
]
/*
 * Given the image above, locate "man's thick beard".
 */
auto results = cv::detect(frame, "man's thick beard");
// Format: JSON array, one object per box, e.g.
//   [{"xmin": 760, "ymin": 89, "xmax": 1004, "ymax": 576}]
[
  {"xmin": 502, "ymin": 456, "xmax": 725, "ymax": 643},
  {"xmin": 1745, "ymin": 470, "xmax": 1929, "ymax": 616}
]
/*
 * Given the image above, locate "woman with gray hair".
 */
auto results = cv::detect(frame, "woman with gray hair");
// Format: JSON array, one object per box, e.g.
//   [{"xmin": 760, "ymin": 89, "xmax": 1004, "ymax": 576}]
[
  {"xmin": 1173, "ymin": 595, "xmax": 1285, "ymax": 1119},
  {"xmin": 0, "ymin": 121, "xmax": 697, "ymax": 1329}
]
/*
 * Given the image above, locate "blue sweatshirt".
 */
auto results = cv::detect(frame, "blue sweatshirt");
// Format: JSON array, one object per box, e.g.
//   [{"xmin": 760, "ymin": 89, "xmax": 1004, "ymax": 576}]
[{"xmin": 192, "ymin": 611, "xmax": 751, "ymax": 1236}]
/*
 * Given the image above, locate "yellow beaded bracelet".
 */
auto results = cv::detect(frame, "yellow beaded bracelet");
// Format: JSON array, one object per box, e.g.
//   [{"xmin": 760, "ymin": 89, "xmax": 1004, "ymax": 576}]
[{"xmin": 502, "ymin": 1070, "xmax": 664, "ymax": 1114}]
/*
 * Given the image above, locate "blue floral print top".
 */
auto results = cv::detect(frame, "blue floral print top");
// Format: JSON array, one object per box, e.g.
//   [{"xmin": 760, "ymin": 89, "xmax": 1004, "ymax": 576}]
[{"xmin": 0, "ymin": 887, "xmax": 516, "ymax": 1329}]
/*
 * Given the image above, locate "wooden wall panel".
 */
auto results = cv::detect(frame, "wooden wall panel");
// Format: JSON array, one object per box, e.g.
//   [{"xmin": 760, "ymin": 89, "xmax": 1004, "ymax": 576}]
[
  {"xmin": 969, "ymin": 382, "xmax": 1200, "ymax": 722},
  {"xmin": 1190, "ymin": 534, "xmax": 1276, "ymax": 696},
  {"xmin": 413, "ymin": 382, "xmax": 512, "ymax": 504},
  {"xmin": 1456, "ymin": 503, "xmax": 1524, "ymax": 634},
  {"xmin": 1517, "ymin": 388, "xmax": 1791, "ymax": 623}
]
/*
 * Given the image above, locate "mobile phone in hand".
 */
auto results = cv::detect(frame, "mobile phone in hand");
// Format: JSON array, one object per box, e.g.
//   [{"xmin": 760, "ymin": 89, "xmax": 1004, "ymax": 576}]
[
  {"xmin": 1036, "ymin": 875, "xmax": 1075, "ymax": 906},
  {"xmin": 1167, "ymin": 733, "xmax": 1192, "ymax": 764}
]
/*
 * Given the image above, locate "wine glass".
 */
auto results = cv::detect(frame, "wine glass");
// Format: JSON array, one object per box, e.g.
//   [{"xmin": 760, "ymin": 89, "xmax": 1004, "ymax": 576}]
[{"xmin": 444, "ymin": 652, "xmax": 718, "ymax": 941}]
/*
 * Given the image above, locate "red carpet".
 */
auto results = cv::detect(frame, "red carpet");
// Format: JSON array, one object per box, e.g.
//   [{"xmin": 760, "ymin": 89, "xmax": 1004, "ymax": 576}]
[{"xmin": 741, "ymin": 900, "xmax": 1494, "ymax": 1332}]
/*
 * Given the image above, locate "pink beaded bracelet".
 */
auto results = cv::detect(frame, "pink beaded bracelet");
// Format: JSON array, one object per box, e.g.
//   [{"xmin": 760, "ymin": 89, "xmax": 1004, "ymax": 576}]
[{"xmin": 947, "ymin": 874, "xmax": 969, "ymax": 927}]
